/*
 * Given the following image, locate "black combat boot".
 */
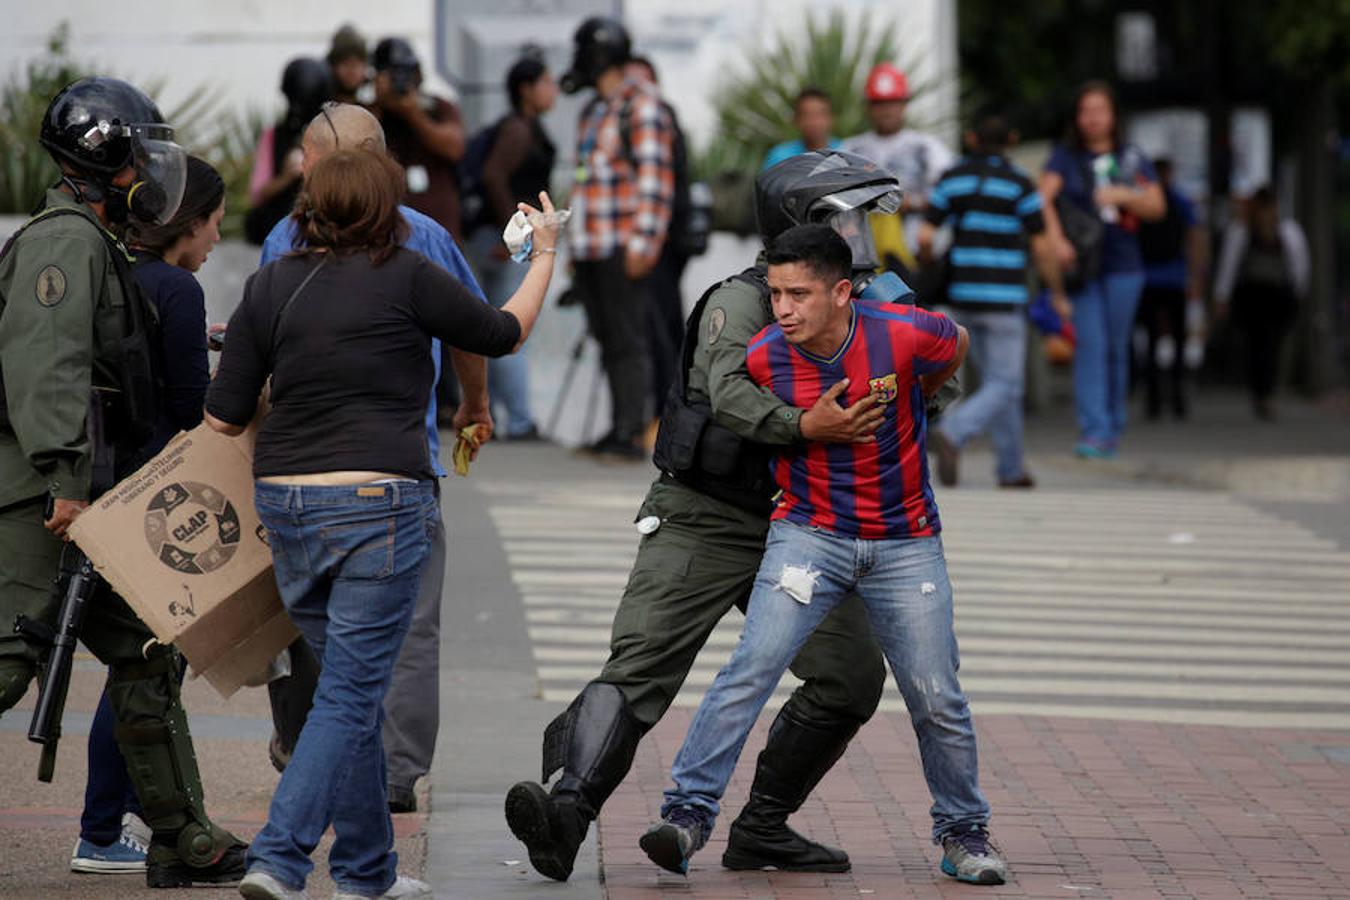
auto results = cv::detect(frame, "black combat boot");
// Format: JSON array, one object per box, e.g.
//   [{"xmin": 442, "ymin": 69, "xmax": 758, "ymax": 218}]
[
  {"xmin": 722, "ymin": 702, "xmax": 859, "ymax": 872},
  {"xmin": 105, "ymin": 647, "xmax": 248, "ymax": 888},
  {"xmin": 505, "ymin": 682, "xmax": 643, "ymax": 881}
]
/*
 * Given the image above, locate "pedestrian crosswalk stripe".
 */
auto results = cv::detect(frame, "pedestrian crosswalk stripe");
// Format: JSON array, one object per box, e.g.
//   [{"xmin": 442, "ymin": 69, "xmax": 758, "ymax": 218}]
[{"xmin": 486, "ymin": 481, "xmax": 1350, "ymax": 730}]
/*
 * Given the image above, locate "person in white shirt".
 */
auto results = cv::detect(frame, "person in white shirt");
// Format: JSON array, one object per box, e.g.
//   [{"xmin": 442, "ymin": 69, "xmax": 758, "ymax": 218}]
[
  {"xmin": 843, "ymin": 63, "xmax": 954, "ymax": 277},
  {"xmin": 1212, "ymin": 186, "xmax": 1310, "ymax": 420}
]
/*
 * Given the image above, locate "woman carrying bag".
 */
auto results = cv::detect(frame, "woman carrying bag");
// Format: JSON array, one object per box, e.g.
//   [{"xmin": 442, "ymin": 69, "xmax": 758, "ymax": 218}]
[
  {"xmin": 1039, "ymin": 81, "xmax": 1165, "ymax": 458},
  {"xmin": 207, "ymin": 147, "xmax": 560, "ymax": 900}
]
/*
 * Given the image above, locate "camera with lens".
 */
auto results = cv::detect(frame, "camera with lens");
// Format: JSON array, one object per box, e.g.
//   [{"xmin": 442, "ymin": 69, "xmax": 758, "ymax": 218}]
[{"xmin": 387, "ymin": 65, "xmax": 417, "ymax": 96}]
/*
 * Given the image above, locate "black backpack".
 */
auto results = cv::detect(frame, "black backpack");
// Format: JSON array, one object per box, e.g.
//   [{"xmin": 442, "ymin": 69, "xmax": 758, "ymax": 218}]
[
  {"xmin": 616, "ymin": 97, "xmax": 712, "ymax": 258},
  {"xmin": 1138, "ymin": 188, "xmax": 1188, "ymax": 264},
  {"xmin": 458, "ymin": 119, "xmax": 505, "ymax": 236}
]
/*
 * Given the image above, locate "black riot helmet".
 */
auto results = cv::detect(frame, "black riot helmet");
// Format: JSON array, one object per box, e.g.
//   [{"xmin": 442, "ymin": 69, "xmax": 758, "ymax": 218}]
[
  {"xmin": 561, "ymin": 17, "xmax": 632, "ymax": 94},
  {"xmin": 40, "ymin": 77, "xmax": 187, "ymax": 226},
  {"xmin": 372, "ymin": 37, "xmax": 421, "ymax": 95},
  {"xmin": 280, "ymin": 57, "xmax": 333, "ymax": 119},
  {"xmin": 754, "ymin": 150, "xmax": 902, "ymax": 270}
]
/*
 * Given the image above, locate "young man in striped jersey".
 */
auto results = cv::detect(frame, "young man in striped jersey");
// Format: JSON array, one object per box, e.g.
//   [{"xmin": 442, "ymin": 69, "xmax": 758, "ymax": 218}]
[
  {"xmin": 642, "ymin": 225, "xmax": 1008, "ymax": 886},
  {"xmin": 919, "ymin": 113, "xmax": 1067, "ymax": 488}
]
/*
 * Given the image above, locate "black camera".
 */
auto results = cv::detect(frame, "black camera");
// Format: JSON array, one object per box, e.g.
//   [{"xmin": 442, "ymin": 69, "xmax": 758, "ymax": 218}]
[{"xmin": 387, "ymin": 65, "xmax": 417, "ymax": 96}]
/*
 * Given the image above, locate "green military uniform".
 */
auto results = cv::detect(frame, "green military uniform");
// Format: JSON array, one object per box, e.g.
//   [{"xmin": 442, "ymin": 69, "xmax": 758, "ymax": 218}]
[
  {"xmin": 0, "ymin": 189, "xmax": 240, "ymax": 881},
  {"xmin": 594, "ymin": 272, "xmax": 885, "ymax": 728}
]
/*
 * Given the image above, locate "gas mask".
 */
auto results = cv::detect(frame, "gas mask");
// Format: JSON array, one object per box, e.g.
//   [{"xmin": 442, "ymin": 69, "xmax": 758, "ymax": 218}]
[{"xmin": 74, "ymin": 122, "xmax": 187, "ymax": 225}]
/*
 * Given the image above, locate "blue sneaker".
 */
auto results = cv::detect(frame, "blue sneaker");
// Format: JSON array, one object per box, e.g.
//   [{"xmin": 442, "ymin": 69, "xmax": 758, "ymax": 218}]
[
  {"xmin": 1073, "ymin": 440, "xmax": 1116, "ymax": 459},
  {"xmin": 640, "ymin": 805, "xmax": 713, "ymax": 875},
  {"xmin": 70, "ymin": 829, "xmax": 147, "ymax": 874}
]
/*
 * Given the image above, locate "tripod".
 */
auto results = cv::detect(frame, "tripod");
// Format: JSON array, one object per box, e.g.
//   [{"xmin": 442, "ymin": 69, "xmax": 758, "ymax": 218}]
[{"xmin": 545, "ymin": 320, "xmax": 606, "ymax": 447}]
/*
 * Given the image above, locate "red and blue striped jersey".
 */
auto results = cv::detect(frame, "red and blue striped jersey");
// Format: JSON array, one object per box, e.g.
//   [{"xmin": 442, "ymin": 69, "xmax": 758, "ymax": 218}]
[{"xmin": 745, "ymin": 300, "xmax": 960, "ymax": 539}]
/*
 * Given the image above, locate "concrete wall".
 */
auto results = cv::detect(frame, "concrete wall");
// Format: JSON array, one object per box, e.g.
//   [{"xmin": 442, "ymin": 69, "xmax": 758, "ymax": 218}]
[{"xmin": 2, "ymin": 0, "xmax": 957, "ymax": 152}]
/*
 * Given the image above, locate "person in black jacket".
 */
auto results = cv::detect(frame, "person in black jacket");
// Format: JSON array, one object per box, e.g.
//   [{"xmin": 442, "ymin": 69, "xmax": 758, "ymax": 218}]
[
  {"xmin": 69, "ymin": 155, "xmax": 225, "ymax": 875},
  {"xmin": 208, "ymin": 148, "xmax": 559, "ymax": 900},
  {"xmin": 465, "ymin": 53, "xmax": 559, "ymax": 440}
]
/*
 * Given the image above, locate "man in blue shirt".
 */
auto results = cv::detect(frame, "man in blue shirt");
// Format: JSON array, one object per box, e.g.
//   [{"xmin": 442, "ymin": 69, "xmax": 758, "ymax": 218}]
[
  {"xmin": 259, "ymin": 103, "xmax": 491, "ymax": 813},
  {"xmin": 917, "ymin": 114, "xmax": 1066, "ymax": 488},
  {"xmin": 762, "ymin": 88, "xmax": 843, "ymax": 171}
]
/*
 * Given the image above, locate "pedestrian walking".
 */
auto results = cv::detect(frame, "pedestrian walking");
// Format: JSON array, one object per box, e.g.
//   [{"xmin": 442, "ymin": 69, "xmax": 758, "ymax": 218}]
[
  {"xmin": 1136, "ymin": 157, "xmax": 1207, "ymax": 420},
  {"xmin": 919, "ymin": 114, "xmax": 1067, "ymax": 488},
  {"xmin": 1213, "ymin": 186, "xmax": 1309, "ymax": 420},
  {"xmin": 208, "ymin": 148, "xmax": 560, "ymax": 900},
  {"xmin": 1038, "ymin": 80, "xmax": 1165, "ymax": 458},
  {"xmin": 641, "ymin": 225, "xmax": 1007, "ymax": 887}
]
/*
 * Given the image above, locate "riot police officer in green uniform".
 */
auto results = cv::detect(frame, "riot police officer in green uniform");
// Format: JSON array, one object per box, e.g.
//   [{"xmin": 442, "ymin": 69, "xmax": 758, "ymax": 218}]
[
  {"xmin": 506, "ymin": 151, "xmax": 917, "ymax": 881},
  {"xmin": 0, "ymin": 77, "xmax": 246, "ymax": 888}
]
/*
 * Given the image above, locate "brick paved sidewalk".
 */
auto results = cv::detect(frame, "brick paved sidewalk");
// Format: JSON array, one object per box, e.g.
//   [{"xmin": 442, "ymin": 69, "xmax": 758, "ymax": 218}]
[{"xmin": 599, "ymin": 711, "xmax": 1350, "ymax": 900}]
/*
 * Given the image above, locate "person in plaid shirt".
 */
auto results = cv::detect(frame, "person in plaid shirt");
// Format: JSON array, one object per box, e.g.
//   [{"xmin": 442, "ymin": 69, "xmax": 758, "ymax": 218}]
[{"xmin": 562, "ymin": 17, "xmax": 675, "ymax": 460}]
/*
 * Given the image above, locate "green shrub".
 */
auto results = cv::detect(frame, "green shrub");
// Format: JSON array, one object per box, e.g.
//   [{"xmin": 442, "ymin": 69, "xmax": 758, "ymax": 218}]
[
  {"xmin": 695, "ymin": 11, "xmax": 926, "ymax": 232},
  {"xmin": 0, "ymin": 23, "xmax": 262, "ymax": 238}
]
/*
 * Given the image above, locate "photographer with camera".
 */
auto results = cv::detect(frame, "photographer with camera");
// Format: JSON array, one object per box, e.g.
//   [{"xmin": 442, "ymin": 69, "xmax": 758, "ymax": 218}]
[{"xmin": 369, "ymin": 37, "xmax": 467, "ymax": 241}]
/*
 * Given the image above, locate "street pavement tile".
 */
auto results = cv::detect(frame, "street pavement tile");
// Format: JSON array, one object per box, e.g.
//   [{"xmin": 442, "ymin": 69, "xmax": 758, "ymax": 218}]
[{"xmin": 598, "ymin": 710, "xmax": 1350, "ymax": 899}]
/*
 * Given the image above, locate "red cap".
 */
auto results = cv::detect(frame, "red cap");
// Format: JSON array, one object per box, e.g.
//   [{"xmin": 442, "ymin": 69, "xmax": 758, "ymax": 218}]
[{"xmin": 864, "ymin": 63, "xmax": 910, "ymax": 102}]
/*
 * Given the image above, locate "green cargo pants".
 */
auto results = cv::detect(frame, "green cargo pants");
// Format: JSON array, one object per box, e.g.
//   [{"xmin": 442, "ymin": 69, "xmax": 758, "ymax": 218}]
[
  {"xmin": 0, "ymin": 497, "xmax": 236, "ymax": 865},
  {"xmin": 597, "ymin": 479, "xmax": 886, "ymax": 729}
]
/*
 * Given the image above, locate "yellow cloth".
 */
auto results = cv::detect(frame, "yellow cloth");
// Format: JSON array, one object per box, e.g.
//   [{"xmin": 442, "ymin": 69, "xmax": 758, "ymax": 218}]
[
  {"xmin": 452, "ymin": 424, "xmax": 484, "ymax": 476},
  {"xmin": 869, "ymin": 211, "xmax": 917, "ymax": 272}
]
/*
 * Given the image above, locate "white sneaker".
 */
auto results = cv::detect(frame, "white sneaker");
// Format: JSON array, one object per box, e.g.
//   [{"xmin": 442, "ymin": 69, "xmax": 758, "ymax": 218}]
[
  {"xmin": 239, "ymin": 869, "xmax": 310, "ymax": 900},
  {"xmin": 333, "ymin": 874, "xmax": 433, "ymax": 899},
  {"xmin": 122, "ymin": 812, "xmax": 152, "ymax": 847}
]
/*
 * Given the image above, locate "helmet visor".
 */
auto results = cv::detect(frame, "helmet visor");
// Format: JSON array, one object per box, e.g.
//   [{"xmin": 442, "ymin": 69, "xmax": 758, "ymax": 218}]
[
  {"xmin": 127, "ymin": 124, "xmax": 186, "ymax": 225},
  {"xmin": 812, "ymin": 183, "xmax": 902, "ymax": 217},
  {"xmin": 826, "ymin": 207, "xmax": 880, "ymax": 271}
]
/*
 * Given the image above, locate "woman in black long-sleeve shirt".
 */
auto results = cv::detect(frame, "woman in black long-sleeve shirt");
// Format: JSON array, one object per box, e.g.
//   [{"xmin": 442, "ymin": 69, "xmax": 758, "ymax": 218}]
[
  {"xmin": 70, "ymin": 156, "xmax": 226, "ymax": 875},
  {"xmin": 206, "ymin": 147, "xmax": 558, "ymax": 899},
  {"xmin": 131, "ymin": 156, "xmax": 226, "ymax": 460}
]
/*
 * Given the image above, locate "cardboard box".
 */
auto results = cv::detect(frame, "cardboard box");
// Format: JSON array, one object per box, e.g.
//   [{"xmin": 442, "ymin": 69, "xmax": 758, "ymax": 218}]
[{"xmin": 69, "ymin": 422, "xmax": 297, "ymax": 698}]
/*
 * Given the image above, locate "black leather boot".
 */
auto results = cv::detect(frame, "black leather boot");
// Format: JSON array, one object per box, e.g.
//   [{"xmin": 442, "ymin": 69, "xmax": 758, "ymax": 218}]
[
  {"xmin": 505, "ymin": 683, "xmax": 643, "ymax": 881},
  {"xmin": 722, "ymin": 701, "xmax": 858, "ymax": 872}
]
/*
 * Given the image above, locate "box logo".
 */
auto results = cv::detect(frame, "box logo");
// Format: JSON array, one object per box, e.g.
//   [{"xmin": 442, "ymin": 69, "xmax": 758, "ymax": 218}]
[{"xmin": 144, "ymin": 481, "xmax": 241, "ymax": 575}]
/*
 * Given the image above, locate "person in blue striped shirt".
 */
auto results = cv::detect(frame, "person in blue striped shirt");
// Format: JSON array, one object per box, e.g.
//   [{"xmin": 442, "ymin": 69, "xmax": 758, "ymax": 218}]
[{"xmin": 918, "ymin": 114, "xmax": 1066, "ymax": 488}]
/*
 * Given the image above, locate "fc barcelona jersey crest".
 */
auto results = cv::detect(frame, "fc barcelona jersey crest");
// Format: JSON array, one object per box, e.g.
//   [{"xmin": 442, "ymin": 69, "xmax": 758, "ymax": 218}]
[{"xmin": 868, "ymin": 373, "xmax": 898, "ymax": 403}]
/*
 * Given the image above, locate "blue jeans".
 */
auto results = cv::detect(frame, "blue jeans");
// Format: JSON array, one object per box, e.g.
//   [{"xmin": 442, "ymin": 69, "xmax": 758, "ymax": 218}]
[
  {"xmin": 939, "ymin": 309, "xmax": 1027, "ymax": 481},
  {"xmin": 247, "ymin": 480, "xmax": 436, "ymax": 895},
  {"xmin": 663, "ymin": 520, "xmax": 989, "ymax": 842},
  {"xmin": 1072, "ymin": 270, "xmax": 1145, "ymax": 445},
  {"xmin": 468, "ymin": 228, "xmax": 535, "ymax": 436},
  {"xmin": 80, "ymin": 684, "xmax": 140, "ymax": 844}
]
